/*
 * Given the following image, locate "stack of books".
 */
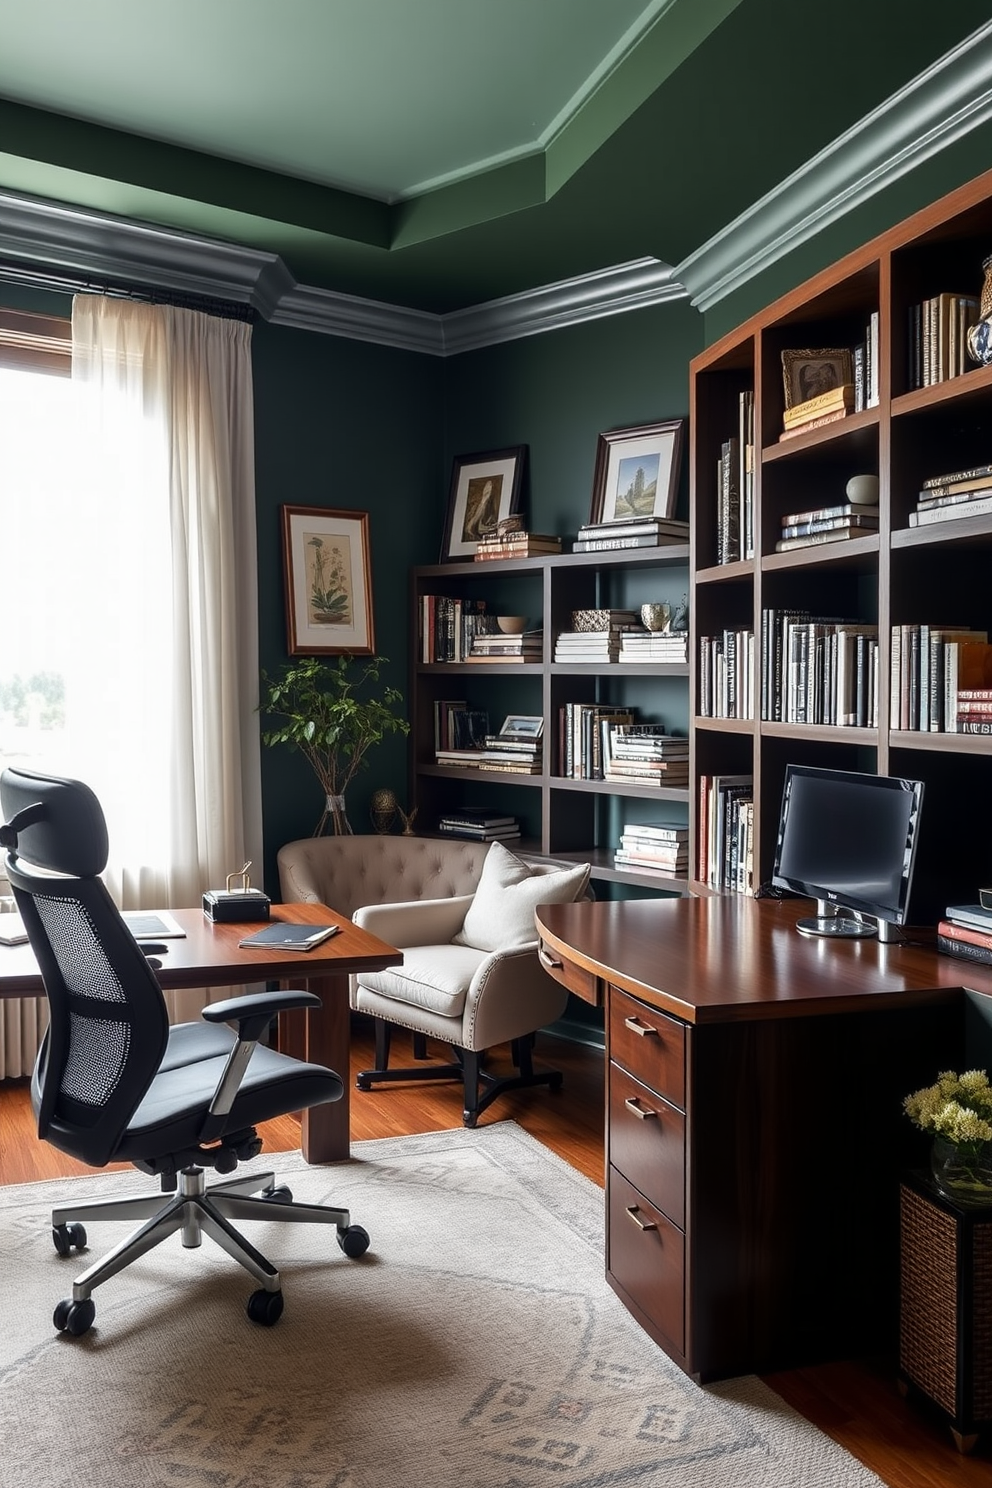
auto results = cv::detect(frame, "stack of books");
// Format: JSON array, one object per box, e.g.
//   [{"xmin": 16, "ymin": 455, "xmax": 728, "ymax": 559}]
[
  {"xmin": 618, "ymin": 629, "xmax": 689, "ymax": 664},
  {"xmin": 937, "ymin": 902, "xmax": 992, "ymax": 965},
  {"xmin": 779, "ymin": 383, "xmax": 855, "ymax": 442},
  {"xmin": 467, "ymin": 628, "xmax": 543, "ymax": 662},
  {"xmin": 603, "ymin": 725, "xmax": 689, "ymax": 787},
  {"xmin": 572, "ymin": 517, "xmax": 689, "ymax": 552},
  {"xmin": 434, "ymin": 743, "xmax": 542, "ymax": 774},
  {"xmin": 774, "ymin": 498, "xmax": 879, "ymax": 553},
  {"xmin": 907, "ymin": 293, "xmax": 980, "ymax": 389},
  {"xmin": 437, "ymin": 808, "xmax": 522, "ymax": 842},
  {"xmin": 908, "ymin": 464, "xmax": 992, "ymax": 528},
  {"xmin": 475, "ymin": 530, "xmax": 562, "ymax": 561},
  {"xmin": 613, "ymin": 821, "xmax": 690, "ymax": 878}
]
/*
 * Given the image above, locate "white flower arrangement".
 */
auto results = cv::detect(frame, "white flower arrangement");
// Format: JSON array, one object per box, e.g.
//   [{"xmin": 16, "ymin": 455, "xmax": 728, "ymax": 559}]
[{"xmin": 904, "ymin": 1068, "xmax": 992, "ymax": 1144}]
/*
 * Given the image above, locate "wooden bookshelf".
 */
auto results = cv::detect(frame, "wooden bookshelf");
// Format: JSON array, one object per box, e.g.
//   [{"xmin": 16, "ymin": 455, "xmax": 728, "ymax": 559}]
[{"xmin": 690, "ymin": 165, "xmax": 992, "ymax": 922}]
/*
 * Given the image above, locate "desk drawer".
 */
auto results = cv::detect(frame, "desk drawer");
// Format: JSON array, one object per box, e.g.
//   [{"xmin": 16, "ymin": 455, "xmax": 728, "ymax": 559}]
[
  {"xmin": 609, "ymin": 988, "xmax": 685, "ymax": 1108},
  {"xmin": 609, "ymin": 1167, "xmax": 684, "ymax": 1357},
  {"xmin": 609, "ymin": 1064, "xmax": 685, "ymax": 1229},
  {"xmin": 537, "ymin": 941, "xmax": 600, "ymax": 1005}
]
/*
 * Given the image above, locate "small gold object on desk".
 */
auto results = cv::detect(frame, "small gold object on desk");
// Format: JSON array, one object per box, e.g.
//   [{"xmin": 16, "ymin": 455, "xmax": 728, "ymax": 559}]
[{"xmin": 202, "ymin": 861, "xmax": 272, "ymax": 923}]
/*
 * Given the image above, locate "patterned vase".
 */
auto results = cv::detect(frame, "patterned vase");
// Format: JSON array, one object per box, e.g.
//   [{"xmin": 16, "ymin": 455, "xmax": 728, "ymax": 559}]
[{"xmin": 966, "ymin": 254, "xmax": 992, "ymax": 365}]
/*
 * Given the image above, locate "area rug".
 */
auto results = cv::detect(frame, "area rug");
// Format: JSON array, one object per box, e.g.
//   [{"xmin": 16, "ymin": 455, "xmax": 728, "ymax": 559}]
[{"xmin": 0, "ymin": 1121, "xmax": 884, "ymax": 1488}]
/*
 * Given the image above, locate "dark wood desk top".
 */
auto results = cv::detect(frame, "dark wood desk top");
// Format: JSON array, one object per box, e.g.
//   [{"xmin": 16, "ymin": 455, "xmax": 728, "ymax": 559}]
[
  {"xmin": 536, "ymin": 895, "xmax": 992, "ymax": 1025},
  {"xmin": 0, "ymin": 901, "xmax": 402, "ymax": 995}
]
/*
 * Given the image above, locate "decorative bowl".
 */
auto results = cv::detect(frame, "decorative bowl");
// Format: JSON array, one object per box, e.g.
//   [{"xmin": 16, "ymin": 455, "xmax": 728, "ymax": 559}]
[
  {"xmin": 497, "ymin": 615, "xmax": 527, "ymax": 634},
  {"xmin": 640, "ymin": 602, "xmax": 671, "ymax": 633}
]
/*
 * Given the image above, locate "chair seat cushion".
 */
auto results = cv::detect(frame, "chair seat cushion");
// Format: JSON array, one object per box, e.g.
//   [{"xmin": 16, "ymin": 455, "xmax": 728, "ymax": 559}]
[
  {"xmin": 453, "ymin": 841, "xmax": 591, "ymax": 953},
  {"xmin": 356, "ymin": 943, "xmax": 490, "ymax": 1019}
]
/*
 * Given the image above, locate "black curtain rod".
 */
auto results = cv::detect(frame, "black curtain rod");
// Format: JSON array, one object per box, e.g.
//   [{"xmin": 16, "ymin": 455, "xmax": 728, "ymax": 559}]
[{"xmin": 0, "ymin": 260, "xmax": 255, "ymax": 324}]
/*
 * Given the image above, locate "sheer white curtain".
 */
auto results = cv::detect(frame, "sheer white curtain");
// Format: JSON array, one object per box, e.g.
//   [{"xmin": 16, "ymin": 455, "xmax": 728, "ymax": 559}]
[{"xmin": 0, "ymin": 296, "xmax": 262, "ymax": 1071}]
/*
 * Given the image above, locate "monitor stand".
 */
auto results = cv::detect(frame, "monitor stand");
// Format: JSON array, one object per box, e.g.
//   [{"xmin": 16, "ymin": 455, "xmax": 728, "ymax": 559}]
[{"xmin": 795, "ymin": 902, "xmax": 877, "ymax": 940}]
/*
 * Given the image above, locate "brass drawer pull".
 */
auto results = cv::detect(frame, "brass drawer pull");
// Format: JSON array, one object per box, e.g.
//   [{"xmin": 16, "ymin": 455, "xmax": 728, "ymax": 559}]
[
  {"xmin": 624, "ymin": 1016, "xmax": 659, "ymax": 1037},
  {"xmin": 625, "ymin": 1204, "xmax": 658, "ymax": 1232},
  {"xmin": 538, "ymin": 944, "xmax": 563, "ymax": 970},
  {"xmin": 624, "ymin": 1096, "xmax": 658, "ymax": 1121}
]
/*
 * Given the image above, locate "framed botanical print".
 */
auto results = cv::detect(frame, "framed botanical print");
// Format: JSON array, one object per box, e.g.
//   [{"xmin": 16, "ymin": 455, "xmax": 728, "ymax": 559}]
[{"xmin": 281, "ymin": 505, "xmax": 375, "ymax": 655}]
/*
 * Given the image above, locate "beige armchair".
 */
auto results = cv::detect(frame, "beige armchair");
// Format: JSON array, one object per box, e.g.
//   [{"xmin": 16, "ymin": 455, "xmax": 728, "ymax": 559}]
[{"xmin": 277, "ymin": 835, "xmax": 591, "ymax": 1125}]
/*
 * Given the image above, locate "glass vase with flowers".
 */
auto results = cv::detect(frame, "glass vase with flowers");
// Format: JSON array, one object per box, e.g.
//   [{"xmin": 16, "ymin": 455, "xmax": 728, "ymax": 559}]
[{"xmin": 903, "ymin": 1069, "xmax": 992, "ymax": 1207}]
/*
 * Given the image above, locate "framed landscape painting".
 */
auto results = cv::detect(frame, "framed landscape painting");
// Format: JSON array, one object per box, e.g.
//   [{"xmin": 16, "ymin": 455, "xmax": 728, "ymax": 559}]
[
  {"xmin": 589, "ymin": 419, "xmax": 685, "ymax": 524},
  {"xmin": 281, "ymin": 505, "xmax": 375, "ymax": 655},
  {"xmin": 441, "ymin": 446, "xmax": 525, "ymax": 561}
]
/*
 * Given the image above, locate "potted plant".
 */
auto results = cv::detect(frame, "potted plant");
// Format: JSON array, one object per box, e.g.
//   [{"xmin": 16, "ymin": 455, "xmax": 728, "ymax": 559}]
[
  {"xmin": 904, "ymin": 1068, "xmax": 992, "ymax": 1206},
  {"xmin": 260, "ymin": 655, "xmax": 410, "ymax": 835}
]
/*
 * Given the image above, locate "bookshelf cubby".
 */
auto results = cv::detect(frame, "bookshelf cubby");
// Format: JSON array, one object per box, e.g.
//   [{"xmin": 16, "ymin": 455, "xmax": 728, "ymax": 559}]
[
  {"xmin": 410, "ymin": 546, "xmax": 692, "ymax": 894},
  {"xmin": 690, "ymin": 166, "xmax": 992, "ymax": 923}
]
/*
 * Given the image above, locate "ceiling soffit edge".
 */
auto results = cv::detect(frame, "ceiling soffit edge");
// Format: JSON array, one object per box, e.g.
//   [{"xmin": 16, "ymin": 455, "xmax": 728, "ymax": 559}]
[{"xmin": 677, "ymin": 17, "xmax": 992, "ymax": 312}]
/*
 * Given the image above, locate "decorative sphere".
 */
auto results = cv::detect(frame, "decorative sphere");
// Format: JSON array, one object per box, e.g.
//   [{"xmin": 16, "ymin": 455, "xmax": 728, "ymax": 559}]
[{"xmin": 845, "ymin": 474, "xmax": 879, "ymax": 505}]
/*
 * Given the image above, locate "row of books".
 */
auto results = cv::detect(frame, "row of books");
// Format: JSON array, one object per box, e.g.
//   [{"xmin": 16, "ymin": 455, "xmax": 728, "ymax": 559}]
[
  {"xmin": 773, "ymin": 497, "xmax": 878, "ymax": 553},
  {"xmin": 557, "ymin": 706, "xmax": 687, "ymax": 784},
  {"xmin": 465, "ymin": 628, "xmax": 543, "ymax": 662},
  {"xmin": 908, "ymin": 461, "xmax": 992, "ymax": 528},
  {"xmin": 698, "ymin": 628, "xmax": 755, "ymax": 720},
  {"xmin": 437, "ymin": 808, "xmax": 522, "ymax": 842},
  {"xmin": 759, "ymin": 610, "xmax": 879, "ymax": 727},
  {"xmin": 474, "ymin": 529, "xmax": 562, "ymax": 561},
  {"xmin": 937, "ymin": 900, "xmax": 992, "ymax": 966},
  {"xmin": 613, "ymin": 820, "xmax": 690, "ymax": 878},
  {"xmin": 906, "ymin": 293, "xmax": 980, "ymax": 390},
  {"xmin": 419, "ymin": 594, "xmax": 496, "ymax": 662},
  {"xmin": 698, "ymin": 773, "xmax": 753, "ymax": 894},
  {"xmin": 890, "ymin": 626, "xmax": 992, "ymax": 733},
  {"xmin": 433, "ymin": 705, "xmax": 543, "ymax": 773},
  {"xmin": 572, "ymin": 517, "xmax": 689, "ymax": 553},
  {"xmin": 715, "ymin": 392, "xmax": 754, "ymax": 564}
]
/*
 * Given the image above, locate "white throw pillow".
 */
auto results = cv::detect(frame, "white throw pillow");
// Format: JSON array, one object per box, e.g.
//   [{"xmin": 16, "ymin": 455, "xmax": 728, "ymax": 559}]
[{"xmin": 454, "ymin": 841, "xmax": 590, "ymax": 953}]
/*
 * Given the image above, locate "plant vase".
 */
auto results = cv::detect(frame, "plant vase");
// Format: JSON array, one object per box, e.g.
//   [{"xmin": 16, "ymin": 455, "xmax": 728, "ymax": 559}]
[
  {"xmin": 322, "ymin": 793, "xmax": 353, "ymax": 837},
  {"xmin": 930, "ymin": 1134, "xmax": 992, "ymax": 1207}
]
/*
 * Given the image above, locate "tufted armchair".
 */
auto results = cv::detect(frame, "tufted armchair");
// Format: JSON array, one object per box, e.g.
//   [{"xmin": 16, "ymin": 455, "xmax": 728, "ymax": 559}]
[{"xmin": 277, "ymin": 835, "xmax": 591, "ymax": 1125}]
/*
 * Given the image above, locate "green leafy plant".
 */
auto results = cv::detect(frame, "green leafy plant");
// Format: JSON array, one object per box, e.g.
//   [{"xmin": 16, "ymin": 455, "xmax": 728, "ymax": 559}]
[{"xmin": 260, "ymin": 655, "xmax": 409, "ymax": 835}]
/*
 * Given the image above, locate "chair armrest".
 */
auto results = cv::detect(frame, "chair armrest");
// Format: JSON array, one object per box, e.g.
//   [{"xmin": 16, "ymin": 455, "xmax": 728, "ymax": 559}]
[
  {"xmin": 203, "ymin": 989, "xmax": 321, "ymax": 1044},
  {"xmin": 463, "ymin": 942, "xmax": 570, "ymax": 1051},
  {"xmin": 354, "ymin": 894, "xmax": 473, "ymax": 947}
]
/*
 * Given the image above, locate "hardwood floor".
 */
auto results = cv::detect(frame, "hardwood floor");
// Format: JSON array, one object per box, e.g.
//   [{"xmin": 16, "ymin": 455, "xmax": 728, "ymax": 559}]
[{"xmin": 0, "ymin": 1021, "xmax": 987, "ymax": 1483}]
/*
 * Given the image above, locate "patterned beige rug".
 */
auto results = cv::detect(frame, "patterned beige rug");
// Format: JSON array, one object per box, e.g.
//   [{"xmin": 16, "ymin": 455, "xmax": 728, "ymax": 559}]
[{"xmin": 0, "ymin": 1121, "xmax": 884, "ymax": 1488}]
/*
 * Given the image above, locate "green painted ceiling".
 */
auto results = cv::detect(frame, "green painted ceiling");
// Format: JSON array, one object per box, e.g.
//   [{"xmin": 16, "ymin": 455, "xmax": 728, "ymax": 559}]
[{"xmin": 0, "ymin": 0, "xmax": 989, "ymax": 313}]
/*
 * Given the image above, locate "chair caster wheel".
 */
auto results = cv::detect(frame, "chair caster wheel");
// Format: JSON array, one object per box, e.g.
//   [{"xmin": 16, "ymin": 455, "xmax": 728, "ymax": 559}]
[
  {"xmin": 52, "ymin": 1222, "xmax": 87, "ymax": 1255},
  {"xmin": 262, "ymin": 1184, "xmax": 293, "ymax": 1204},
  {"xmin": 54, "ymin": 1297, "xmax": 95, "ymax": 1336},
  {"xmin": 356, "ymin": 1074, "xmax": 372, "ymax": 1091},
  {"xmin": 247, "ymin": 1289, "xmax": 284, "ymax": 1326},
  {"xmin": 462, "ymin": 1111, "xmax": 478, "ymax": 1128},
  {"xmin": 337, "ymin": 1224, "xmax": 370, "ymax": 1258}
]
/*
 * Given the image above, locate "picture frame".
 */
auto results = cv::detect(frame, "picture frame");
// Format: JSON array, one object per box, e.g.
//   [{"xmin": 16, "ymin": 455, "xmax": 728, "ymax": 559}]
[
  {"xmin": 498, "ymin": 714, "xmax": 544, "ymax": 739},
  {"xmin": 281, "ymin": 505, "xmax": 375, "ymax": 656},
  {"xmin": 440, "ymin": 446, "xmax": 525, "ymax": 561},
  {"xmin": 589, "ymin": 419, "xmax": 684, "ymax": 525},
  {"xmin": 781, "ymin": 347, "xmax": 854, "ymax": 408}
]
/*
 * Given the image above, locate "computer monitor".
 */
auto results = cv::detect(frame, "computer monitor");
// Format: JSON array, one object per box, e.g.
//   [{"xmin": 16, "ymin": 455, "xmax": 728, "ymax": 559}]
[{"xmin": 771, "ymin": 764, "xmax": 924, "ymax": 941}]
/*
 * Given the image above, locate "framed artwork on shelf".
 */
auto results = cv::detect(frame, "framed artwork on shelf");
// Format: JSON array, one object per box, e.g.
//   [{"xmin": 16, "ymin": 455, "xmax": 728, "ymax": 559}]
[
  {"xmin": 281, "ymin": 505, "xmax": 375, "ymax": 656},
  {"xmin": 589, "ymin": 419, "xmax": 685, "ymax": 524},
  {"xmin": 440, "ymin": 446, "xmax": 525, "ymax": 561},
  {"xmin": 498, "ymin": 714, "xmax": 544, "ymax": 739},
  {"xmin": 780, "ymin": 347, "xmax": 854, "ymax": 407}
]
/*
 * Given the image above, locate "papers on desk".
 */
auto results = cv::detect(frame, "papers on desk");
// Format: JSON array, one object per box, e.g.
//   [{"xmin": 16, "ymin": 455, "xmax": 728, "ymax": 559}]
[
  {"xmin": 238, "ymin": 922, "xmax": 341, "ymax": 951},
  {"xmin": 0, "ymin": 917, "xmax": 28, "ymax": 946}
]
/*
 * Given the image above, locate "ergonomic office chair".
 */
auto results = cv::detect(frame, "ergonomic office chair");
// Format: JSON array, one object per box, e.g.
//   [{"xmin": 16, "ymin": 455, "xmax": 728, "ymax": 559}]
[{"xmin": 0, "ymin": 766, "xmax": 368, "ymax": 1338}]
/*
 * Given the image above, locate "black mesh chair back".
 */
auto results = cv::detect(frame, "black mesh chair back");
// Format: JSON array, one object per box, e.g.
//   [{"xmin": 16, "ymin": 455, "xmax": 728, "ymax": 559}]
[{"xmin": 0, "ymin": 767, "xmax": 169, "ymax": 1167}]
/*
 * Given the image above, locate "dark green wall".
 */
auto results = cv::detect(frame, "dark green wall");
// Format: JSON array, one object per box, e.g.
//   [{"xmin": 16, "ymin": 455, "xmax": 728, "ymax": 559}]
[
  {"xmin": 441, "ymin": 299, "xmax": 703, "ymax": 530},
  {"xmin": 251, "ymin": 320, "xmax": 444, "ymax": 890}
]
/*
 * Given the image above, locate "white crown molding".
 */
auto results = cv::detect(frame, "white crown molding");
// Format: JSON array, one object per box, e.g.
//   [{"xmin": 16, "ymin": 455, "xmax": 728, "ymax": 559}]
[
  {"xmin": 676, "ymin": 19, "xmax": 992, "ymax": 313},
  {"xmin": 440, "ymin": 258, "xmax": 685, "ymax": 354}
]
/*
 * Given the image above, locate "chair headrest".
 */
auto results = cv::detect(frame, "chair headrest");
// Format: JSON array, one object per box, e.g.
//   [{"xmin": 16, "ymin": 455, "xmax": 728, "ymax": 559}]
[{"xmin": 0, "ymin": 768, "xmax": 110, "ymax": 878}]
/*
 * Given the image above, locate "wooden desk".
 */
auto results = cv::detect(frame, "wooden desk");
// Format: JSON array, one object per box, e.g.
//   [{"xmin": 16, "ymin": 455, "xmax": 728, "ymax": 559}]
[
  {"xmin": 0, "ymin": 901, "xmax": 402, "ymax": 1166},
  {"xmin": 536, "ymin": 895, "xmax": 992, "ymax": 1382}
]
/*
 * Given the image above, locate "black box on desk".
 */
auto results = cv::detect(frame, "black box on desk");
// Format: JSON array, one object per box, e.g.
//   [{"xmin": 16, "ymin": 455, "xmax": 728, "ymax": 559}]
[{"xmin": 202, "ymin": 889, "xmax": 271, "ymax": 923}]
